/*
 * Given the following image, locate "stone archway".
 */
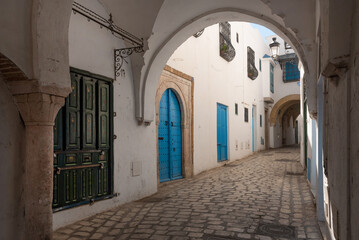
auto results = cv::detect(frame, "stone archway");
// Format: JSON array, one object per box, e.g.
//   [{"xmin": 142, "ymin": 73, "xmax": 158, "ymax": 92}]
[
  {"xmin": 155, "ymin": 65, "xmax": 194, "ymax": 183},
  {"xmin": 0, "ymin": 53, "xmax": 28, "ymax": 83},
  {"xmin": 270, "ymin": 94, "xmax": 300, "ymax": 126},
  {"xmin": 137, "ymin": 4, "xmax": 315, "ymax": 124}
]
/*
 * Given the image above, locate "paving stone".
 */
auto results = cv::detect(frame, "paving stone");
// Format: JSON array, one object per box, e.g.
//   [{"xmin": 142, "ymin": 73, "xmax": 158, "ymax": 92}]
[
  {"xmin": 73, "ymin": 231, "xmax": 90, "ymax": 237},
  {"xmin": 53, "ymin": 233, "xmax": 68, "ymax": 240},
  {"xmin": 54, "ymin": 148, "xmax": 322, "ymax": 240},
  {"xmin": 89, "ymin": 233, "xmax": 103, "ymax": 239}
]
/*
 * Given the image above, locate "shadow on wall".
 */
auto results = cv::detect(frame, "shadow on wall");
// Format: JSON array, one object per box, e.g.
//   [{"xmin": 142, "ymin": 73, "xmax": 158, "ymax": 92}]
[{"xmin": 0, "ymin": 76, "xmax": 26, "ymax": 240}]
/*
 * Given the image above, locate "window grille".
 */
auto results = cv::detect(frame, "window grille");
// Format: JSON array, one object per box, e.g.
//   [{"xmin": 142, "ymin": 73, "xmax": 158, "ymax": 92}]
[
  {"xmin": 247, "ymin": 47, "xmax": 258, "ymax": 80},
  {"xmin": 219, "ymin": 22, "xmax": 236, "ymax": 62},
  {"xmin": 283, "ymin": 62, "xmax": 300, "ymax": 82}
]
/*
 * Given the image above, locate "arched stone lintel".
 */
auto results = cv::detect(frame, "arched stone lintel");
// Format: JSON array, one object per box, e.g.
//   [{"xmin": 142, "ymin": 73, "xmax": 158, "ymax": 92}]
[
  {"xmin": 270, "ymin": 94, "xmax": 300, "ymax": 126},
  {"xmin": 155, "ymin": 80, "xmax": 189, "ymax": 127},
  {"xmin": 278, "ymin": 102, "xmax": 300, "ymax": 126}
]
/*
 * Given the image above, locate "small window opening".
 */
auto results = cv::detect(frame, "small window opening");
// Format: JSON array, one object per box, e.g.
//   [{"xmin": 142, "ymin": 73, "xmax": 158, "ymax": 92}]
[{"xmin": 244, "ymin": 107, "xmax": 249, "ymax": 122}]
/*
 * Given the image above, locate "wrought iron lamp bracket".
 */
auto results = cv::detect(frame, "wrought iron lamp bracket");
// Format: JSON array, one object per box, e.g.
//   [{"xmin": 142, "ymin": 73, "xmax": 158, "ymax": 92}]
[
  {"xmin": 71, "ymin": 1, "xmax": 145, "ymax": 78},
  {"xmin": 114, "ymin": 45, "xmax": 144, "ymax": 77}
]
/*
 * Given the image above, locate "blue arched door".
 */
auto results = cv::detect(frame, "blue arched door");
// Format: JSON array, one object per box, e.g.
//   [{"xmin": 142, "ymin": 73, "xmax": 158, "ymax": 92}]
[{"xmin": 158, "ymin": 89, "xmax": 182, "ymax": 182}]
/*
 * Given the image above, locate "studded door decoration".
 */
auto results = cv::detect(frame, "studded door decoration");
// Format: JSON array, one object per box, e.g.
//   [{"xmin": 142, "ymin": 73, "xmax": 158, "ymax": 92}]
[
  {"xmin": 158, "ymin": 89, "xmax": 182, "ymax": 182},
  {"xmin": 53, "ymin": 69, "xmax": 112, "ymax": 210}
]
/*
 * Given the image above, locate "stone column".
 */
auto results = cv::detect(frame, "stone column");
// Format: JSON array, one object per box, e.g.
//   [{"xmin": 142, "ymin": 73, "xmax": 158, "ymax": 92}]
[{"xmin": 15, "ymin": 93, "xmax": 65, "ymax": 240}]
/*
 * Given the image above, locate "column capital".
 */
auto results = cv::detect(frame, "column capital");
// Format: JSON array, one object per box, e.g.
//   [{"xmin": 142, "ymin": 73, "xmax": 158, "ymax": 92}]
[{"xmin": 14, "ymin": 93, "xmax": 65, "ymax": 126}]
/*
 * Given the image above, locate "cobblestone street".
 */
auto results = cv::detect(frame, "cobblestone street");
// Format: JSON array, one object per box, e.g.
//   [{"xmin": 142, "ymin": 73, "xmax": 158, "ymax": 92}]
[{"xmin": 54, "ymin": 147, "xmax": 322, "ymax": 240}]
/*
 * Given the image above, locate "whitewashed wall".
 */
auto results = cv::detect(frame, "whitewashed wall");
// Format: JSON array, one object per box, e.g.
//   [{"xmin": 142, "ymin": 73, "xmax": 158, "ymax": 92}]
[
  {"xmin": 53, "ymin": 0, "xmax": 157, "ymax": 229},
  {"xmin": 167, "ymin": 23, "xmax": 301, "ymax": 175},
  {"xmin": 167, "ymin": 22, "xmax": 271, "ymax": 175}
]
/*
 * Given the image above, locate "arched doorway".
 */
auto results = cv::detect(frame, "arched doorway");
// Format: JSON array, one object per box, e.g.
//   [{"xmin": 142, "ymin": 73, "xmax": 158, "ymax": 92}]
[{"xmin": 158, "ymin": 88, "xmax": 183, "ymax": 182}]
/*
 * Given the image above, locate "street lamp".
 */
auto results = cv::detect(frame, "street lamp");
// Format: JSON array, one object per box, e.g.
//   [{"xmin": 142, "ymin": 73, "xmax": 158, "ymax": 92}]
[{"xmin": 269, "ymin": 37, "xmax": 280, "ymax": 60}]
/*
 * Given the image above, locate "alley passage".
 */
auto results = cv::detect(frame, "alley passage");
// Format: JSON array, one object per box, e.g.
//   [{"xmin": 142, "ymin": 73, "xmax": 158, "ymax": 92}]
[{"xmin": 54, "ymin": 147, "xmax": 322, "ymax": 240}]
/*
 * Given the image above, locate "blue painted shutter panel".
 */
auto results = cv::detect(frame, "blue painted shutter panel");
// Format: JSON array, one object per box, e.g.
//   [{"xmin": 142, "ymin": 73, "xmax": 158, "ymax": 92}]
[
  {"xmin": 169, "ymin": 90, "xmax": 182, "ymax": 179},
  {"xmin": 285, "ymin": 62, "xmax": 300, "ymax": 81},
  {"xmin": 159, "ymin": 90, "xmax": 170, "ymax": 182}
]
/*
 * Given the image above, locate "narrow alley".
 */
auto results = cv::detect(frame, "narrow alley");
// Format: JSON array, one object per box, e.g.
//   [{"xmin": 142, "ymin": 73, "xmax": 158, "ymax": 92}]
[{"xmin": 54, "ymin": 147, "xmax": 322, "ymax": 240}]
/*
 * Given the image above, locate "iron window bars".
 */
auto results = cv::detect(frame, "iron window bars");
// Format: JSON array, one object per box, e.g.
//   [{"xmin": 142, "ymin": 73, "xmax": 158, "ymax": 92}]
[
  {"xmin": 247, "ymin": 47, "xmax": 258, "ymax": 80},
  {"xmin": 219, "ymin": 22, "xmax": 236, "ymax": 62}
]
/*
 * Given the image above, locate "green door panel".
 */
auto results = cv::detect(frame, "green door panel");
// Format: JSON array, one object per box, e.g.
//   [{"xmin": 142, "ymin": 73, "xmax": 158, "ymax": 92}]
[
  {"xmin": 66, "ymin": 74, "xmax": 80, "ymax": 149},
  {"xmin": 82, "ymin": 77, "xmax": 97, "ymax": 149},
  {"xmin": 53, "ymin": 69, "xmax": 113, "ymax": 210},
  {"xmin": 98, "ymin": 82, "xmax": 110, "ymax": 148},
  {"xmin": 54, "ymin": 109, "xmax": 63, "ymax": 151}
]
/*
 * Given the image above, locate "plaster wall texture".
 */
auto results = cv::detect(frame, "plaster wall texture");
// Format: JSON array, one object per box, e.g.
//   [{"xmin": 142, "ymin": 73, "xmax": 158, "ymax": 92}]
[
  {"xmin": 270, "ymin": 119, "xmax": 282, "ymax": 149},
  {"xmin": 350, "ymin": 1, "xmax": 359, "ymax": 239},
  {"xmin": 0, "ymin": 76, "xmax": 26, "ymax": 240},
  {"xmin": 0, "ymin": 0, "xmax": 32, "ymax": 78},
  {"xmin": 299, "ymin": 65, "xmax": 305, "ymax": 167},
  {"xmin": 306, "ymin": 107, "xmax": 313, "ymax": 183},
  {"xmin": 325, "ymin": 73, "xmax": 348, "ymax": 240},
  {"xmin": 284, "ymin": 117, "xmax": 296, "ymax": 145},
  {"xmin": 310, "ymin": 118, "xmax": 317, "ymax": 198},
  {"xmin": 53, "ymin": 0, "xmax": 157, "ymax": 230},
  {"xmin": 167, "ymin": 22, "xmax": 298, "ymax": 175}
]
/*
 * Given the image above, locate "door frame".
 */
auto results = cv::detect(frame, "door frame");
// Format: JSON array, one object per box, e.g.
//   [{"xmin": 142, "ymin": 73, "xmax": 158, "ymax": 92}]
[
  {"xmin": 155, "ymin": 72, "xmax": 193, "ymax": 185},
  {"xmin": 158, "ymin": 88, "xmax": 183, "ymax": 182},
  {"xmin": 53, "ymin": 67, "xmax": 115, "ymax": 212}
]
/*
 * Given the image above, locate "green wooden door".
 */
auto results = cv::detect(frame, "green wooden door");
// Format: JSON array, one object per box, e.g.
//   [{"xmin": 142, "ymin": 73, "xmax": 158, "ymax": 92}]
[{"xmin": 53, "ymin": 69, "xmax": 113, "ymax": 210}]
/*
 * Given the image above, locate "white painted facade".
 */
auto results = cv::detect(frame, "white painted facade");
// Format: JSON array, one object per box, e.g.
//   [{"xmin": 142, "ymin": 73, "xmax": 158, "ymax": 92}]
[
  {"xmin": 53, "ymin": 0, "xmax": 158, "ymax": 229},
  {"xmin": 0, "ymin": 0, "xmax": 358, "ymax": 239},
  {"xmin": 167, "ymin": 22, "xmax": 300, "ymax": 175}
]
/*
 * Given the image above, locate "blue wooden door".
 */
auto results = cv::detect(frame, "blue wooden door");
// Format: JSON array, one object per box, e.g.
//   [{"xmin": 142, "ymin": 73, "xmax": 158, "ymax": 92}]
[
  {"xmin": 158, "ymin": 89, "xmax": 182, "ymax": 182},
  {"xmin": 217, "ymin": 103, "xmax": 228, "ymax": 161}
]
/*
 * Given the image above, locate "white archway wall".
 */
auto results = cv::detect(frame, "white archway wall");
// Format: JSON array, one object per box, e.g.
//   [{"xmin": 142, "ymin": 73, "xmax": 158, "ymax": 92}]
[
  {"xmin": 53, "ymin": 0, "xmax": 158, "ymax": 229},
  {"xmin": 140, "ymin": 1, "xmax": 317, "ymax": 123}
]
